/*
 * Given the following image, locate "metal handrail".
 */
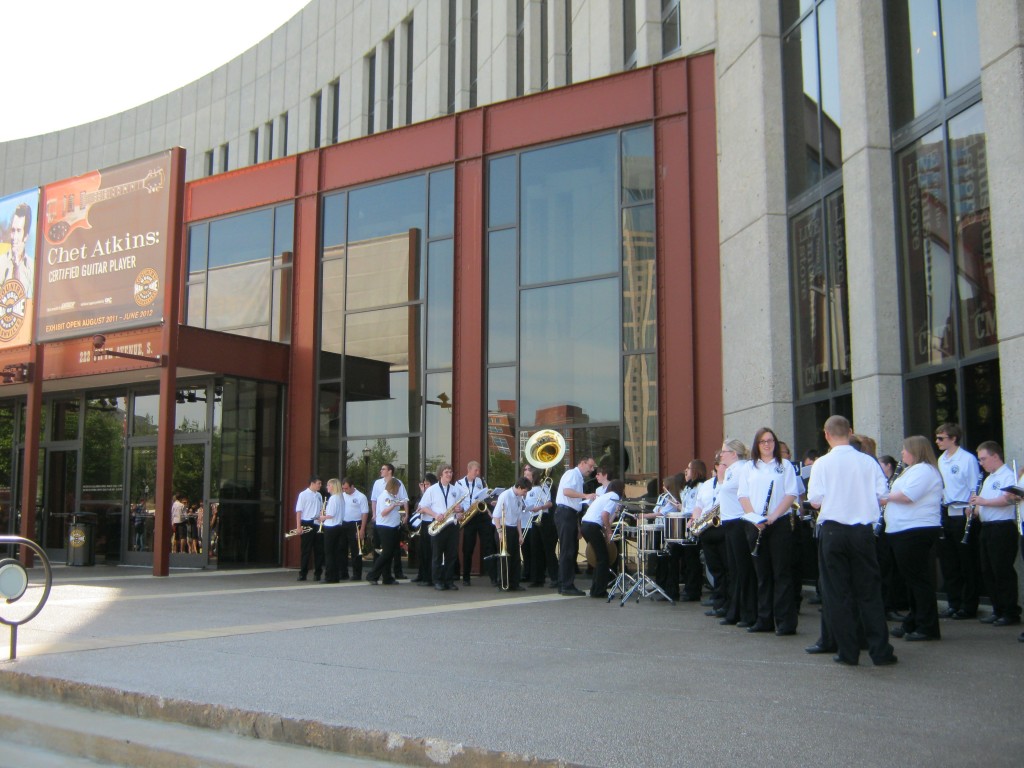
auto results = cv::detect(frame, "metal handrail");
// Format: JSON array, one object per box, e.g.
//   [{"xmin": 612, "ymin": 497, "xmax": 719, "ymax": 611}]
[{"xmin": 0, "ymin": 536, "xmax": 53, "ymax": 661}]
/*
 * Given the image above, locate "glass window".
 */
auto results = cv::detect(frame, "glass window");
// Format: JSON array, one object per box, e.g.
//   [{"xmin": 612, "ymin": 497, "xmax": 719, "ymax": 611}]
[
  {"xmin": 781, "ymin": 0, "xmax": 816, "ymax": 30},
  {"xmin": 790, "ymin": 203, "xmax": 829, "ymax": 396},
  {"xmin": 940, "ymin": 0, "xmax": 980, "ymax": 96},
  {"xmin": 188, "ymin": 223, "xmax": 208, "ymax": 274},
  {"xmin": 429, "ymin": 169, "xmax": 455, "ymax": 239},
  {"xmin": 51, "ymin": 399, "xmax": 80, "ymax": 441},
  {"xmin": 948, "ymin": 103, "xmax": 995, "ymax": 357},
  {"xmin": 425, "ymin": 371, "xmax": 453, "ymax": 467},
  {"xmin": 132, "ymin": 392, "xmax": 160, "ymax": 436},
  {"xmin": 272, "ymin": 264, "xmax": 292, "ymax": 343},
  {"xmin": 346, "ymin": 229, "xmax": 418, "ymax": 311},
  {"xmin": 320, "ymin": 256, "xmax": 346, "ymax": 379},
  {"xmin": 897, "ymin": 126, "xmax": 953, "ymax": 369},
  {"xmin": 208, "ymin": 209, "xmax": 274, "ymax": 268},
  {"xmin": 825, "ymin": 191, "xmax": 851, "ymax": 386},
  {"xmin": 323, "ymin": 193, "xmax": 346, "ymax": 249},
  {"xmin": 661, "ymin": 0, "xmax": 681, "ymax": 56},
  {"xmin": 487, "ymin": 229, "xmax": 517, "ymax": 364},
  {"xmin": 888, "ymin": 0, "xmax": 945, "ymax": 126},
  {"xmin": 175, "ymin": 387, "xmax": 208, "ymax": 433},
  {"xmin": 83, "ymin": 396, "xmax": 126, "ymax": 491},
  {"xmin": 206, "ymin": 262, "xmax": 271, "ymax": 333},
  {"xmin": 782, "ymin": 16, "xmax": 821, "ymax": 198},
  {"xmin": 622, "ymin": 127, "xmax": 655, "ymax": 204},
  {"xmin": 487, "ymin": 366, "xmax": 517, "ymax": 484},
  {"xmin": 348, "ymin": 176, "xmax": 426, "ymax": 244},
  {"xmin": 520, "ymin": 279, "xmax": 619, "ymax": 426},
  {"xmin": 622, "ymin": 204, "xmax": 656, "ymax": 353},
  {"xmin": 488, "ymin": 156, "xmax": 516, "ymax": 227},
  {"xmin": 622, "ymin": 353, "xmax": 656, "ymax": 486},
  {"xmin": 317, "ymin": 382, "xmax": 341, "ymax": 477},
  {"xmin": 274, "ymin": 204, "xmax": 294, "ymax": 256},
  {"xmin": 817, "ymin": 0, "xmax": 841, "ymax": 173},
  {"xmin": 520, "ymin": 135, "xmax": 619, "ymax": 284},
  {"xmin": 187, "ymin": 282, "xmax": 206, "ymax": 328},
  {"xmin": 427, "ymin": 240, "xmax": 454, "ymax": 369}
]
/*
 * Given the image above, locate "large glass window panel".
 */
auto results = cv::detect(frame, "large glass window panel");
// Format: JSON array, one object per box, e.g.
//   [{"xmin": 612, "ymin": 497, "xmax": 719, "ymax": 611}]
[
  {"xmin": 905, "ymin": 368, "xmax": 957, "ymax": 437},
  {"xmin": 622, "ymin": 127, "xmax": 655, "ymax": 204},
  {"xmin": 622, "ymin": 205, "xmax": 656, "ymax": 353},
  {"xmin": 488, "ymin": 156, "xmax": 517, "ymax": 228},
  {"xmin": 520, "ymin": 279, "xmax": 619, "ymax": 426},
  {"xmin": 487, "ymin": 229, "xmax": 517, "ymax": 364},
  {"xmin": 0, "ymin": 405, "xmax": 14, "ymax": 538},
  {"xmin": 323, "ymin": 192, "xmax": 346, "ymax": 249},
  {"xmin": 948, "ymin": 103, "xmax": 995, "ymax": 357},
  {"xmin": 825, "ymin": 191, "xmax": 851, "ymax": 386},
  {"xmin": 347, "ymin": 176, "xmax": 425, "ymax": 244},
  {"xmin": 186, "ymin": 281, "xmax": 206, "ymax": 328},
  {"xmin": 962, "ymin": 358, "xmax": 1001, "ymax": 449},
  {"xmin": 897, "ymin": 127, "xmax": 953, "ymax": 369},
  {"xmin": 271, "ymin": 266, "xmax": 292, "ymax": 343},
  {"xmin": 318, "ymin": 382, "xmax": 341, "ymax": 479},
  {"xmin": 129, "ymin": 446, "xmax": 156, "ymax": 553},
  {"xmin": 320, "ymin": 256, "xmax": 346, "ymax": 379},
  {"xmin": 782, "ymin": 17, "xmax": 821, "ymax": 198},
  {"xmin": 790, "ymin": 203, "xmax": 829, "ymax": 396},
  {"xmin": 345, "ymin": 306, "xmax": 422, "ymax": 436},
  {"xmin": 51, "ymin": 399, "xmax": 80, "ymax": 441},
  {"xmin": 208, "ymin": 208, "xmax": 274, "ymax": 268},
  {"xmin": 426, "ymin": 240, "xmax": 454, "ymax": 370},
  {"xmin": 429, "ymin": 169, "xmax": 455, "ymax": 239},
  {"xmin": 888, "ymin": 0, "xmax": 944, "ymax": 127},
  {"xmin": 794, "ymin": 400, "xmax": 833, "ymax": 458},
  {"xmin": 83, "ymin": 396, "xmax": 126, "ymax": 491},
  {"xmin": 346, "ymin": 229, "xmax": 418, "ymax": 311},
  {"xmin": 344, "ymin": 437, "xmax": 418, "ymax": 494},
  {"xmin": 425, "ymin": 371, "xmax": 452, "ymax": 468},
  {"xmin": 817, "ymin": 0, "xmax": 841, "ymax": 175},
  {"xmin": 781, "ymin": 0, "xmax": 815, "ymax": 30},
  {"xmin": 188, "ymin": 223, "xmax": 208, "ymax": 274},
  {"xmin": 206, "ymin": 262, "xmax": 270, "ymax": 333},
  {"xmin": 274, "ymin": 204, "xmax": 294, "ymax": 255},
  {"xmin": 487, "ymin": 366, "xmax": 517, "ymax": 479},
  {"xmin": 132, "ymin": 392, "xmax": 159, "ymax": 436},
  {"xmin": 940, "ymin": 0, "xmax": 980, "ymax": 96},
  {"xmin": 622, "ymin": 353, "xmax": 656, "ymax": 489},
  {"xmin": 175, "ymin": 387, "xmax": 208, "ymax": 433},
  {"xmin": 520, "ymin": 135, "xmax": 619, "ymax": 284}
]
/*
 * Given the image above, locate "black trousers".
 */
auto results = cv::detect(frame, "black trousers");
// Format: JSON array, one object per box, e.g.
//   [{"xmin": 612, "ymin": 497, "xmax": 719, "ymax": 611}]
[
  {"xmin": 538, "ymin": 512, "xmax": 559, "ymax": 584},
  {"xmin": 699, "ymin": 525, "xmax": 728, "ymax": 610},
  {"xmin": 299, "ymin": 523, "xmax": 324, "ymax": 578},
  {"xmin": 887, "ymin": 526, "xmax": 941, "ymax": 638},
  {"xmin": 522, "ymin": 524, "xmax": 546, "ymax": 584},
  {"xmin": 322, "ymin": 524, "xmax": 344, "ymax": 582},
  {"xmin": 938, "ymin": 510, "xmax": 980, "ymax": 614},
  {"xmin": 876, "ymin": 530, "xmax": 910, "ymax": 612},
  {"xmin": 655, "ymin": 545, "xmax": 681, "ymax": 600},
  {"xmin": 416, "ymin": 522, "xmax": 433, "ymax": 582},
  {"xmin": 498, "ymin": 525, "xmax": 522, "ymax": 589},
  {"xmin": 723, "ymin": 520, "xmax": 756, "ymax": 624},
  {"xmin": 554, "ymin": 505, "xmax": 580, "ymax": 590},
  {"xmin": 338, "ymin": 521, "xmax": 361, "ymax": 579},
  {"xmin": 818, "ymin": 522, "xmax": 895, "ymax": 664},
  {"xmin": 979, "ymin": 520, "xmax": 1021, "ymax": 620},
  {"xmin": 582, "ymin": 522, "xmax": 609, "ymax": 596},
  {"xmin": 747, "ymin": 518, "xmax": 797, "ymax": 632},
  {"xmin": 432, "ymin": 523, "xmax": 459, "ymax": 586},
  {"xmin": 462, "ymin": 513, "xmax": 497, "ymax": 582},
  {"xmin": 367, "ymin": 525, "xmax": 400, "ymax": 582}
]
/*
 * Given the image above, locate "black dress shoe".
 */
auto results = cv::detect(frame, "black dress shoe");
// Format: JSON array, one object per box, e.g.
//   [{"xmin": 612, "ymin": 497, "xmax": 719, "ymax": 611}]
[
  {"xmin": 993, "ymin": 616, "xmax": 1020, "ymax": 627},
  {"xmin": 1018, "ymin": 632, "xmax": 1024, "ymax": 643},
  {"xmin": 775, "ymin": 628, "xmax": 796, "ymax": 636},
  {"xmin": 382, "ymin": 579, "xmax": 398, "ymax": 585},
  {"xmin": 463, "ymin": 579, "xmax": 471, "ymax": 586},
  {"xmin": 979, "ymin": 614, "xmax": 999, "ymax": 624},
  {"xmin": 886, "ymin": 610, "xmax": 908, "ymax": 621},
  {"xmin": 889, "ymin": 626, "xmax": 906, "ymax": 639},
  {"xmin": 873, "ymin": 655, "xmax": 899, "ymax": 666},
  {"xmin": 950, "ymin": 610, "xmax": 976, "ymax": 620},
  {"xmin": 719, "ymin": 618, "xmax": 737, "ymax": 626},
  {"xmin": 737, "ymin": 621, "xmax": 752, "ymax": 629},
  {"xmin": 418, "ymin": 580, "xmax": 434, "ymax": 586},
  {"xmin": 804, "ymin": 644, "xmax": 834, "ymax": 655},
  {"xmin": 832, "ymin": 655, "xmax": 858, "ymax": 666},
  {"xmin": 366, "ymin": 578, "xmax": 379, "ymax": 585},
  {"xmin": 939, "ymin": 607, "xmax": 958, "ymax": 619},
  {"xmin": 559, "ymin": 586, "xmax": 586, "ymax": 596},
  {"xmin": 434, "ymin": 583, "xmax": 446, "ymax": 590},
  {"xmin": 807, "ymin": 595, "xmax": 822, "ymax": 605},
  {"xmin": 701, "ymin": 599, "xmax": 714, "ymax": 607},
  {"xmin": 296, "ymin": 575, "xmax": 307, "ymax": 581},
  {"xmin": 905, "ymin": 631, "xmax": 935, "ymax": 641},
  {"xmin": 447, "ymin": 583, "xmax": 459, "ymax": 591},
  {"xmin": 747, "ymin": 623, "xmax": 772, "ymax": 633},
  {"xmin": 590, "ymin": 591, "xmax": 609, "ymax": 598}
]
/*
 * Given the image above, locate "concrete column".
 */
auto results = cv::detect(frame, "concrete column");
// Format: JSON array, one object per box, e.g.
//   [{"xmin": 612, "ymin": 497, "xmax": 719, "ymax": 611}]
[
  {"xmin": 636, "ymin": 0, "xmax": 662, "ymax": 67},
  {"xmin": 716, "ymin": 0, "xmax": 792, "ymax": 446},
  {"xmin": 837, "ymin": 0, "xmax": 904, "ymax": 453},
  {"xmin": 979, "ymin": 1, "xmax": 1024, "ymax": 468}
]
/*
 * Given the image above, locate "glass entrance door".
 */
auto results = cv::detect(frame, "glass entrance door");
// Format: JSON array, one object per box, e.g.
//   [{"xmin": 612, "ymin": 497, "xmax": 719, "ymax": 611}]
[{"xmin": 42, "ymin": 449, "xmax": 77, "ymax": 557}]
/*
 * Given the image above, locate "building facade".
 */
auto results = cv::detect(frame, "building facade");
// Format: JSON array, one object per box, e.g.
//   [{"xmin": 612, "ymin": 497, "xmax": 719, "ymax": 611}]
[{"xmin": 0, "ymin": 0, "xmax": 1021, "ymax": 571}]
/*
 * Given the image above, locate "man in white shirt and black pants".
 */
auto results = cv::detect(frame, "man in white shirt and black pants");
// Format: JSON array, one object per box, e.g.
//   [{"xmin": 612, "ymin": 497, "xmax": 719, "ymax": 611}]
[
  {"xmin": 969, "ymin": 442, "xmax": 1021, "ymax": 627},
  {"xmin": 554, "ymin": 456, "xmax": 596, "ymax": 596},
  {"xmin": 490, "ymin": 478, "xmax": 532, "ymax": 591},
  {"xmin": 295, "ymin": 474, "xmax": 324, "ymax": 582},
  {"xmin": 935, "ymin": 423, "xmax": 982, "ymax": 619},
  {"xmin": 807, "ymin": 416, "xmax": 897, "ymax": 667},
  {"xmin": 339, "ymin": 478, "xmax": 369, "ymax": 580}
]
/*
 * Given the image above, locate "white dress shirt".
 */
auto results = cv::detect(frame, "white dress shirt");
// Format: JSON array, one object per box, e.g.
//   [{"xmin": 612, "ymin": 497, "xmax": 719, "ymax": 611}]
[
  {"xmin": 342, "ymin": 489, "xmax": 369, "ymax": 523},
  {"xmin": 491, "ymin": 487, "xmax": 526, "ymax": 528},
  {"xmin": 322, "ymin": 493, "xmax": 344, "ymax": 527},
  {"xmin": 977, "ymin": 464, "xmax": 1016, "ymax": 523},
  {"xmin": 555, "ymin": 467, "xmax": 586, "ymax": 511},
  {"xmin": 938, "ymin": 447, "xmax": 980, "ymax": 507},
  {"xmin": 717, "ymin": 461, "xmax": 749, "ymax": 522},
  {"xmin": 884, "ymin": 462, "xmax": 943, "ymax": 533},
  {"xmin": 582, "ymin": 492, "xmax": 619, "ymax": 526},
  {"xmin": 739, "ymin": 458, "xmax": 800, "ymax": 518},
  {"xmin": 807, "ymin": 445, "xmax": 888, "ymax": 526}
]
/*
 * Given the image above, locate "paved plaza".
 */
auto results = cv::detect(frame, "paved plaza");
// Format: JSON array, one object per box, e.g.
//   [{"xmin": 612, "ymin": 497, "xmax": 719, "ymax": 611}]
[{"xmin": 1, "ymin": 566, "xmax": 1022, "ymax": 767}]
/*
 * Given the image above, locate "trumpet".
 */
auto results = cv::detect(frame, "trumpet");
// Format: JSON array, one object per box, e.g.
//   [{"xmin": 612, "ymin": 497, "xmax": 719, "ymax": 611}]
[
  {"xmin": 285, "ymin": 526, "xmax": 312, "ymax": 539},
  {"xmin": 428, "ymin": 490, "xmax": 470, "ymax": 536},
  {"xmin": 459, "ymin": 488, "xmax": 494, "ymax": 528}
]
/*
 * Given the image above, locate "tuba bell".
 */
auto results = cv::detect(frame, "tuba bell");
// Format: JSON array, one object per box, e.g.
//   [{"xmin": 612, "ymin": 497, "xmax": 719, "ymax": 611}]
[{"xmin": 525, "ymin": 429, "xmax": 567, "ymax": 470}]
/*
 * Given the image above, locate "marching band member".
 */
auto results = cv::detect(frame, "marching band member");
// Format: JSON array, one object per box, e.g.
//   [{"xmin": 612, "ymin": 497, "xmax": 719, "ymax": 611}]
[
  {"xmin": 366, "ymin": 477, "xmax": 406, "ymax": 585},
  {"xmin": 418, "ymin": 463, "xmax": 461, "ymax": 591},
  {"xmin": 876, "ymin": 455, "xmax": 910, "ymax": 620},
  {"xmin": 370, "ymin": 463, "xmax": 410, "ymax": 581},
  {"xmin": 649, "ymin": 473, "xmax": 684, "ymax": 602},
  {"xmin": 581, "ymin": 479, "xmax": 624, "ymax": 598},
  {"xmin": 969, "ymin": 442, "xmax": 1021, "ymax": 627},
  {"xmin": 679, "ymin": 461, "xmax": 707, "ymax": 602},
  {"xmin": 456, "ymin": 461, "xmax": 496, "ymax": 587},
  {"xmin": 490, "ymin": 477, "xmax": 533, "ymax": 591},
  {"xmin": 320, "ymin": 478, "xmax": 345, "ymax": 583},
  {"xmin": 294, "ymin": 475, "xmax": 324, "ymax": 582},
  {"xmin": 695, "ymin": 454, "xmax": 728, "ymax": 617},
  {"xmin": 806, "ymin": 415, "xmax": 897, "ymax": 667},
  {"xmin": 739, "ymin": 427, "xmax": 800, "ymax": 635},
  {"xmin": 413, "ymin": 473, "xmax": 437, "ymax": 585},
  {"xmin": 340, "ymin": 478, "xmax": 370, "ymax": 581},
  {"xmin": 882, "ymin": 436, "xmax": 944, "ymax": 641},
  {"xmin": 554, "ymin": 456, "xmax": 597, "ymax": 596},
  {"xmin": 934, "ymin": 424, "xmax": 981, "ymax": 619},
  {"xmin": 718, "ymin": 439, "xmax": 754, "ymax": 627},
  {"xmin": 521, "ymin": 465, "xmax": 556, "ymax": 587}
]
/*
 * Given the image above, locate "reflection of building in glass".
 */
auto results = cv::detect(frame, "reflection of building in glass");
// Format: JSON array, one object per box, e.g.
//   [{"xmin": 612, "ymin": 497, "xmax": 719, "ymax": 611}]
[{"xmin": 487, "ymin": 399, "xmax": 516, "ymax": 457}]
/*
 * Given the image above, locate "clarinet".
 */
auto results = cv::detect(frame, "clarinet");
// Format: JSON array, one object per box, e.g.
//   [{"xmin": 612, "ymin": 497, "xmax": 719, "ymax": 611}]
[
  {"xmin": 960, "ymin": 474, "xmax": 985, "ymax": 545},
  {"xmin": 750, "ymin": 480, "xmax": 774, "ymax": 557}
]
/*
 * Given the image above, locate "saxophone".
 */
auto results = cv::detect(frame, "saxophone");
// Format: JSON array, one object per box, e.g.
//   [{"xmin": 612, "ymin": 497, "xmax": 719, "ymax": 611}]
[
  {"xmin": 427, "ymin": 490, "xmax": 470, "ymax": 536},
  {"xmin": 458, "ymin": 488, "xmax": 493, "ymax": 528},
  {"xmin": 689, "ymin": 503, "xmax": 721, "ymax": 537}
]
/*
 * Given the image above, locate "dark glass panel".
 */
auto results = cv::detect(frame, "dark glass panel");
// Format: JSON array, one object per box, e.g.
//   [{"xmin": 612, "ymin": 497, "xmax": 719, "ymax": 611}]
[
  {"xmin": 488, "ymin": 155, "xmax": 516, "ymax": 228},
  {"xmin": 425, "ymin": 371, "xmax": 453, "ymax": 469},
  {"xmin": 622, "ymin": 353, "xmax": 656, "ymax": 491},
  {"xmin": 817, "ymin": 0, "xmax": 842, "ymax": 175},
  {"xmin": 208, "ymin": 208, "xmax": 274, "ymax": 268},
  {"xmin": 206, "ymin": 261, "xmax": 270, "ymax": 334},
  {"xmin": 347, "ymin": 228, "xmax": 419, "ymax": 311},
  {"xmin": 82, "ymin": 396, "xmax": 126, "ymax": 492},
  {"xmin": 961, "ymin": 359, "xmax": 1001, "ymax": 450},
  {"xmin": 790, "ymin": 203, "xmax": 829, "ymax": 396},
  {"xmin": 188, "ymin": 222, "xmax": 208, "ymax": 274},
  {"xmin": 429, "ymin": 168, "xmax": 455, "ymax": 239},
  {"xmin": 318, "ymin": 381, "xmax": 342, "ymax": 460},
  {"xmin": 940, "ymin": 0, "xmax": 980, "ymax": 96},
  {"xmin": 782, "ymin": 17, "xmax": 821, "ymax": 198},
  {"xmin": 520, "ymin": 135, "xmax": 618, "ymax": 284},
  {"xmin": 174, "ymin": 386, "xmax": 208, "ymax": 433},
  {"xmin": 661, "ymin": 2, "xmax": 680, "ymax": 55},
  {"xmin": 622, "ymin": 127, "xmax": 655, "ymax": 204},
  {"xmin": 622, "ymin": 204, "xmax": 656, "ymax": 352},
  {"xmin": 322, "ymin": 192, "xmax": 346, "ymax": 249},
  {"xmin": 948, "ymin": 104, "xmax": 996, "ymax": 357},
  {"xmin": 427, "ymin": 240, "xmax": 454, "ymax": 369},
  {"xmin": 274, "ymin": 203, "xmax": 294, "ymax": 256},
  {"xmin": 897, "ymin": 126, "xmax": 953, "ymax": 369},
  {"xmin": 214, "ymin": 379, "xmax": 281, "ymax": 506},
  {"xmin": 487, "ymin": 229, "xmax": 517, "ymax": 364},
  {"xmin": 487, "ymin": 367, "xmax": 517, "ymax": 484},
  {"xmin": 345, "ymin": 306, "xmax": 422, "ymax": 436},
  {"xmin": 520, "ymin": 279, "xmax": 619, "ymax": 426},
  {"xmin": 51, "ymin": 398, "xmax": 80, "ymax": 441},
  {"xmin": 132, "ymin": 392, "xmax": 159, "ymax": 436},
  {"xmin": 825, "ymin": 190, "xmax": 851, "ymax": 386},
  {"xmin": 129, "ymin": 446, "xmax": 156, "ymax": 553},
  {"xmin": 905, "ymin": 368, "xmax": 957, "ymax": 438},
  {"xmin": 347, "ymin": 176, "xmax": 426, "ymax": 243},
  {"xmin": 794, "ymin": 400, "xmax": 834, "ymax": 459},
  {"xmin": 781, "ymin": 0, "xmax": 815, "ymax": 30},
  {"xmin": 887, "ymin": 0, "xmax": 943, "ymax": 127},
  {"xmin": 320, "ymin": 255, "xmax": 346, "ymax": 378}
]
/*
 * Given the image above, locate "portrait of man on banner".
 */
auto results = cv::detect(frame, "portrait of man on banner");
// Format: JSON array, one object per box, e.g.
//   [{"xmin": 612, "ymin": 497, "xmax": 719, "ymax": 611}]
[{"xmin": 0, "ymin": 189, "xmax": 38, "ymax": 347}]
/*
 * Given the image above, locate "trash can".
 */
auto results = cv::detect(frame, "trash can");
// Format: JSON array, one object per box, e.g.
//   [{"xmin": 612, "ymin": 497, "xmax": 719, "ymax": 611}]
[{"xmin": 67, "ymin": 518, "xmax": 96, "ymax": 566}]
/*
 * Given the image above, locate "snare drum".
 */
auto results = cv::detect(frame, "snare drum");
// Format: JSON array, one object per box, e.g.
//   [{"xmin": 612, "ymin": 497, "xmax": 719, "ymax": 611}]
[
  {"xmin": 639, "ymin": 524, "xmax": 662, "ymax": 553},
  {"xmin": 663, "ymin": 515, "xmax": 687, "ymax": 543}
]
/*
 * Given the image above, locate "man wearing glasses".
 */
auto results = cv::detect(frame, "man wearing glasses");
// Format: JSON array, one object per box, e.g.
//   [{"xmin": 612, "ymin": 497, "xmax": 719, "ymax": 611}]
[{"xmin": 934, "ymin": 424, "xmax": 981, "ymax": 620}]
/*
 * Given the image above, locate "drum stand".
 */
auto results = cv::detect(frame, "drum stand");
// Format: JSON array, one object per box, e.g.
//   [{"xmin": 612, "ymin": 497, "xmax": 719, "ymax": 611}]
[
  {"xmin": 620, "ymin": 527, "xmax": 674, "ymax": 606},
  {"xmin": 606, "ymin": 516, "xmax": 636, "ymax": 603}
]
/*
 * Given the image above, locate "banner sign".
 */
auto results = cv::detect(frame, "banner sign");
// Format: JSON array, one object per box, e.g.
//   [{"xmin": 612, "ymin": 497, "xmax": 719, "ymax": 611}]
[
  {"xmin": 36, "ymin": 150, "xmax": 172, "ymax": 342},
  {"xmin": 0, "ymin": 188, "xmax": 40, "ymax": 348}
]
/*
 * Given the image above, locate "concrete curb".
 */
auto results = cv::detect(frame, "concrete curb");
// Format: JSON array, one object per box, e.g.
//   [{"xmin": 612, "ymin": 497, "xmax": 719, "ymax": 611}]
[{"xmin": 0, "ymin": 670, "xmax": 592, "ymax": 768}]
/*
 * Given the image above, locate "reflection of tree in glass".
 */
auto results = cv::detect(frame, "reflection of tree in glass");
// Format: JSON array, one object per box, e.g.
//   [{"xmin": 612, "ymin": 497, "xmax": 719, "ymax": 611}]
[
  {"xmin": 173, "ymin": 444, "xmax": 206, "ymax": 505},
  {"xmin": 344, "ymin": 438, "xmax": 398, "ymax": 492},
  {"xmin": 83, "ymin": 401, "xmax": 126, "ymax": 492},
  {"xmin": 487, "ymin": 451, "xmax": 515, "ymax": 489}
]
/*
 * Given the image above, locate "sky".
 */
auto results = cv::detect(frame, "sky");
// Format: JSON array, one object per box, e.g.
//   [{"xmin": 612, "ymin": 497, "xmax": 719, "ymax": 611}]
[{"xmin": 0, "ymin": 0, "xmax": 313, "ymax": 143}]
